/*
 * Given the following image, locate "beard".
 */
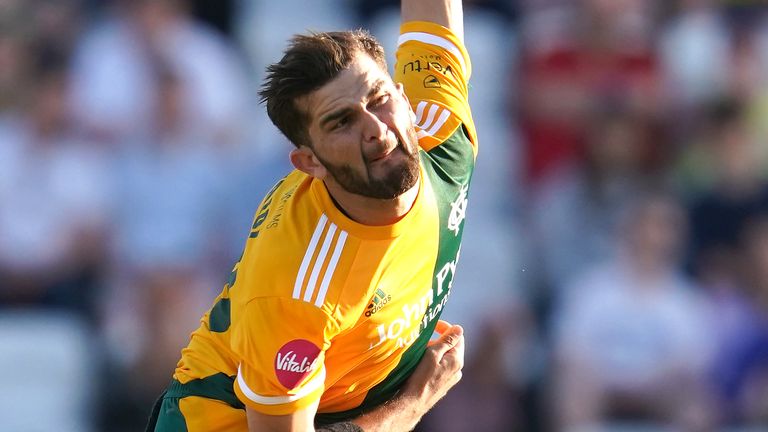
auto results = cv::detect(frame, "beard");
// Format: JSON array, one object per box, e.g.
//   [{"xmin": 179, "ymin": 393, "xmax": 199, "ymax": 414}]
[{"xmin": 318, "ymin": 126, "xmax": 420, "ymax": 200}]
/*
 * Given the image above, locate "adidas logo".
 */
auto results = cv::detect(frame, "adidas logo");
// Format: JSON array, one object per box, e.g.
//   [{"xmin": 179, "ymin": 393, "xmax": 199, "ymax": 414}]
[{"xmin": 365, "ymin": 288, "xmax": 392, "ymax": 317}]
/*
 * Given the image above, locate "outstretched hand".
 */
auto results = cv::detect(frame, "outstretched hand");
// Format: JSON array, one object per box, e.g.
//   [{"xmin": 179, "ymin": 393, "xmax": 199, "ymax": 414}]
[{"xmin": 403, "ymin": 321, "xmax": 465, "ymax": 406}]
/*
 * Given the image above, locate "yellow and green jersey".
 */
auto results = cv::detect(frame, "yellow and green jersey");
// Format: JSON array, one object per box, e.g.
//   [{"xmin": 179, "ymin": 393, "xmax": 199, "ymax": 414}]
[{"xmin": 170, "ymin": 21, "xmax": 477, "ymax": 425}]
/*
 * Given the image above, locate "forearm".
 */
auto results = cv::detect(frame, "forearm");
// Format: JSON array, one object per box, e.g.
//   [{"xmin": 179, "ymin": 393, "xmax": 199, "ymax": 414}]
[
  {"xmin": 312, "ymin": 394, "xmax": 425, "ymax": 432},
  {"xmin": 401, "ymin": 0, "xmax": 464, "ymax": 41},
  {"xmin": 339, "ymin": 324, "xmax": 464, "ymax": 432},
  {"xmin": 350, "ymin": 393, "xmax": 425, "ymax": 432}
]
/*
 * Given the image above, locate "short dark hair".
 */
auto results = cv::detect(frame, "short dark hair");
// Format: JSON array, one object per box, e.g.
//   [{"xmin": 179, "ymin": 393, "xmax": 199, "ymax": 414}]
[{"xmin": 259, "ymin": 29, "xmax": 387, "ymax": 148}]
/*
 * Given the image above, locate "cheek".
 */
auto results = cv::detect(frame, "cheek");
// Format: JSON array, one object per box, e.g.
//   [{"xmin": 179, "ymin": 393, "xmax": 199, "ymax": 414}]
[
  {"xmin": 394, "ymin": 99, "xmax": 412, "ymax": 124},
  {"xmin": 384, "ymin": 106, "xmax": 412, "ymax": 137},
  {"xmin": 323, "ymin": 135, "xmax": 366, "ymax": 165}
]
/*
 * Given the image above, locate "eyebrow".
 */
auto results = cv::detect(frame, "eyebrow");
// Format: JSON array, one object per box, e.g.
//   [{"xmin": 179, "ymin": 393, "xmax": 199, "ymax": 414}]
[{"xmin": 318, "ymin": 79, "xmax": 387, "ymax": 129}]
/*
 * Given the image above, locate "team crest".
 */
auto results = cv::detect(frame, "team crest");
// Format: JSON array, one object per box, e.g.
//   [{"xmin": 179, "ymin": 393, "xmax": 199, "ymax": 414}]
[{"xmin": 447, "ymin": 185, "xmax": 468, "ymax": 236}]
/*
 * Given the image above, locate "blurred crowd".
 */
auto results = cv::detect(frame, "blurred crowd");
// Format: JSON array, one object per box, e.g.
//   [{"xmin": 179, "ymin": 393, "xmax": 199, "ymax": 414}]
[{"xmin": 2, "ymin": 0, "xmax": 768, "ymax": 431}]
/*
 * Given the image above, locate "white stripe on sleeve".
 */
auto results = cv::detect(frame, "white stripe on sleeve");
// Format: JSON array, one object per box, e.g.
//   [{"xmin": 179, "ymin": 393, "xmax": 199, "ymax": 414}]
[
  {"xmin": 236, "ymin": 364, "xmax": 326, "ymax": 405},
  {"xmin": 397, "ymin": 31, "xmax": 467, "ymax": 75},
  {"xmin": 417, "ymin": 107, "xmax": 452, "ymax": 139},
  {"xmin": 418, "ymin": 104, "xmax": 440, "ymax": 130}
]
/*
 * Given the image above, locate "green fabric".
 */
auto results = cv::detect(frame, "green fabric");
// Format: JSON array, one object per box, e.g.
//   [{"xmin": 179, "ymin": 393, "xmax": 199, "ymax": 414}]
[
  {"xmin": 208, "ymin": 297, "xmax": 231, "ymax": 333},
  {"xmin": 152, "ymin": 397, "xmax": 188, "ymax": 432},
  {"xmin": 150, "ymin": 374, "xmax": 244, "ymax": 431},
  {"xmin": 165, "ymin": 373, "xmax": 244, "ymax": 409}
]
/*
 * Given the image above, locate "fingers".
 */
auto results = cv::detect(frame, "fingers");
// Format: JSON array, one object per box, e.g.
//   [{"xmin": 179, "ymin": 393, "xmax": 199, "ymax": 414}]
[
  {"xmin": 434, "ymin": 319, "xmax": 451, "ymax": 335},
  {"xmin": 440, "ymin": 324, "xmax": 465, "ymax": 379},
  {"xmin": 401, "ymin": 323, "xmax": 466, "ymax": 404},
  {"xmin": 427, "ymin": 320, "xmax": 453, "ymax": 347},
  {"xmin": 447, "ymin": 326, "xmax": 465, "ymax": 363},
  {"xmin": 430, "ymin": 324, "xmax": 464, "ymax": 360},
  {"xmin": 440, "ymin": 324, "xmax": 463, "ymax": 347}
]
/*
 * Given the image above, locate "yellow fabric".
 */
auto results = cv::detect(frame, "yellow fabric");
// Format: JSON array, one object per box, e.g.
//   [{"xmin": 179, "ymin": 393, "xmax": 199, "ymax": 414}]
[
  {"xmin": 220, "ymin": 166, "xmax": 441, "ymax": 416},
  {"xmin": 170, "ymin": 20, "xmax": 474, "ymax": 420},
  {"xmin": 396, "ymin": 21, "xmax": 477, "ymax": 153},
  {"xmin": 178, "ymin": 396, "xmax": 246, "ymax": 432}
]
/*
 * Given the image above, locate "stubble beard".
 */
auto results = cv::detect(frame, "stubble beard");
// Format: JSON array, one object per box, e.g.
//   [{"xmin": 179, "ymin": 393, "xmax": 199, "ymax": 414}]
[{"xmin": 319, "ymin": 126, "xmax": 420, "ymax": 200}]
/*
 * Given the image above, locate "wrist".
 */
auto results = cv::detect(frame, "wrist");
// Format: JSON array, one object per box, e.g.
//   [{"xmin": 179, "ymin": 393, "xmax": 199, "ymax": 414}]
[
  {"xmin": 352, "ymin": 392, "xmax": 426, "ymax": 432},
  {"xmin": 316, "ymin": 422, "xmax": 364, "ymax": 432}
]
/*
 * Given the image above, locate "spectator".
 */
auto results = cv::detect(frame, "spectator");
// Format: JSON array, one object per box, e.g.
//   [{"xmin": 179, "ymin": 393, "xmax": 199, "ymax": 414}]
[
  {"xmin": 708, "ymin": 214, "xmax": 768, "ymax": 426},
  {"xmin": 517, "ymin": 0, "xmax": 661, "ymax": 187},
  {"xmin": 0, "ymin": 28, "xmax": 28, "ymax": 111},
  {"xmin": 660, "ymin": 0, "xmax": 731, "ymax": 111},
  {"xmin": 70, "ymin": 0, "xmax": 251, "ymax": 145},
  {"xmin": 0, "ymin": 43, "xmax": 113, "ymax": 322},
  {"xmin": 686, "ymin": 98, "xmax": 768, "ymax": 287},
  {"xmin": 529, "ymin": 105, "xmax": 660, "ymax": 296},
  {"xmin": 66, "ymin": 3, "xmax": 258, "ymax": 427},
  {"xmin": 105, "ymin": 64, "xmax": 230, "ymax": 406},
  {"xmin": 551, "ymin": 192, "xmax": 714, "ymax": 431}
]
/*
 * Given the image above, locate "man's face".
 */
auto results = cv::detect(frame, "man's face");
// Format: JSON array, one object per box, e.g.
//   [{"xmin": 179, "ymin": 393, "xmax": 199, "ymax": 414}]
[{"xmin": 299, "ymin": 52, "xmax": 420, "ymax": 200}]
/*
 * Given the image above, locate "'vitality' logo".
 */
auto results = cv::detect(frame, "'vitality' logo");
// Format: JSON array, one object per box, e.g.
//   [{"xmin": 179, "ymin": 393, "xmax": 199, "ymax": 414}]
[{"xmin": 274, "ymin": 339, "xmax": 320, "ymax": 389}]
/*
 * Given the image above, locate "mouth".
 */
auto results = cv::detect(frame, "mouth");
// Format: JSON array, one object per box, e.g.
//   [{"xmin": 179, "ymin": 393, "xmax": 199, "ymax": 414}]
[{"xmin": 367, "ymin": 140, "xmax": 402, "ymax": 164}]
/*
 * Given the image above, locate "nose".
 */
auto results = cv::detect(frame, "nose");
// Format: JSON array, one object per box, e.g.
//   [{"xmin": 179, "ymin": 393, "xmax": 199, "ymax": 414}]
[{"xmin": 361, "ymin": 110, "xmax": 388, "ymax": 143}]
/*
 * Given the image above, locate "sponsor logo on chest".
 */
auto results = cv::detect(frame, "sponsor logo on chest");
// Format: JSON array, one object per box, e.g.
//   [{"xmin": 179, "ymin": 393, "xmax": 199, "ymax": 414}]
[{"xmin": 368, "ymin": 248, "xmax": 461, "ymax": 350}]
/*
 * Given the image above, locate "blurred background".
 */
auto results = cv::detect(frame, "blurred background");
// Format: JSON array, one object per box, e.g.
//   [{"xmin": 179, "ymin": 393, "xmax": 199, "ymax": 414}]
[{"xmin": 2, "ymin": 0, "xmax": 768, "ymax": 431}]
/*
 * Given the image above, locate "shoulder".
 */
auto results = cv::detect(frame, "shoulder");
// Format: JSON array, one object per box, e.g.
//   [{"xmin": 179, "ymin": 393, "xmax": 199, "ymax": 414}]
[{"xmin": 232, "ymin": 172, "xmax": 363, "ymax": 319}]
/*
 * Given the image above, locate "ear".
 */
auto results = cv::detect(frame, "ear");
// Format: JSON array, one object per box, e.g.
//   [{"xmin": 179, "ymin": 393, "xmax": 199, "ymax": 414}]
[{"xmin": 290, "ymin": 146, "xmax": 327, "ymax": 179}]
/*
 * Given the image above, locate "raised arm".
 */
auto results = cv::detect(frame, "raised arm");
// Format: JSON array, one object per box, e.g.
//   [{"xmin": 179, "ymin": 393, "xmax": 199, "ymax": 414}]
[
  {"xmin": 396, "ymin": 0, "xmax": 477, "ymax": 155},
  {"xmin": 401, "ymin": 0, "xmax": 464, "ymax": 42}
]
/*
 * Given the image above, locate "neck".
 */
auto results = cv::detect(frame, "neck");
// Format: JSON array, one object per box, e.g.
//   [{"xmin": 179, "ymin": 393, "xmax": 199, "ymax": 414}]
[{"xmin": 324, "ymin": 178, "xmax": 420, "ymax": 226}]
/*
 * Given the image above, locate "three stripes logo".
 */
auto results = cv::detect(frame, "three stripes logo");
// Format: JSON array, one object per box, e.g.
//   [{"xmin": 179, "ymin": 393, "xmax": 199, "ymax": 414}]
[
  {"xmin": 414, "ymin": 101, "xmax": 452, "ymax": 140},
  {"xmin": 293, "ymin": 214, "xmax": 348, "ymax": 308},
  {"xmin": 365, "ymin": 288, "xmax": 392, "ymax": 317}
]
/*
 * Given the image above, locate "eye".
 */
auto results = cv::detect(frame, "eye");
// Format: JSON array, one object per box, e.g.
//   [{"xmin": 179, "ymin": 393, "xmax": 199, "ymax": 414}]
[
  {"xmin": 331, "ymin": 116, "xmax": 349, "ymax": 131},
  {"xmin": 371, "ymin": 93, "xmax": 390, "ymax": 107}
]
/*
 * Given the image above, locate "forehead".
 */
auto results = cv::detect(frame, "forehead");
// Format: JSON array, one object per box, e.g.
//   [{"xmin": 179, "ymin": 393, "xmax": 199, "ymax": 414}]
[{"xmin": 300, "ymin": 53, "xmax": 393, "ymax": 124}]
